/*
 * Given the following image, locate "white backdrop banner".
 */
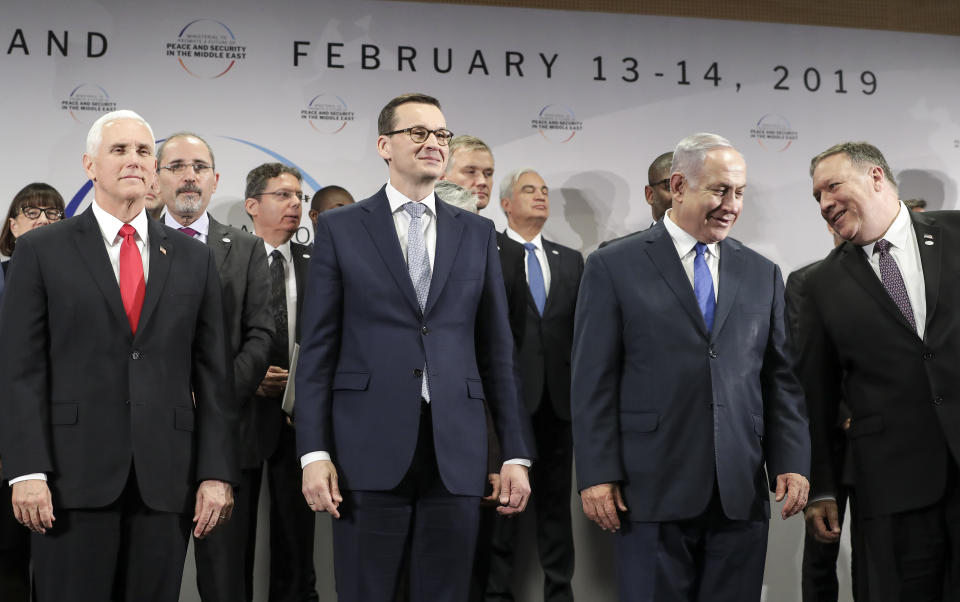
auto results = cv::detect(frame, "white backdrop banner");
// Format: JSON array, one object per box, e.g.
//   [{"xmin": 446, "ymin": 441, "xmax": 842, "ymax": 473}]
[{"xmin": 2, "ymin": 1, "xmax": 958, "ymax": 599}]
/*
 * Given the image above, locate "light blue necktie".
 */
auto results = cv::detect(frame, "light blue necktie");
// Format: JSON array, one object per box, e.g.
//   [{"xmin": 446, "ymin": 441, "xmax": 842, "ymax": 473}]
[
  {"xmin": 404, "ymin": 202, "xmax": 432, "ymax": 400},
  {"xmin": 694, "ymin": 242, "xmax": 716, "ymax": 333},
  {"xmin": 524, "ymin": 242, "xmax": 546, "ymax": 315}
]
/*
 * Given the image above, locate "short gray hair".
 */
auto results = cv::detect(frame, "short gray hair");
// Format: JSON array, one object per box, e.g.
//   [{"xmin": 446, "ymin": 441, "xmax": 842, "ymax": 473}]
[
  {"xmin": 86, "ymin": 109, "xmax": 155, "ymax": 156},
  {"xmin": 499, "ymin": 167, "xmax": 539, "ymax": 201},
  {"xmin": 156, "ymin": 131, "xmax": 216, "ymax": 170},
  {"xmin": 809, "ymin": 141, "xmax": 898, "ymax": 190},
  {"xmin": 671, "ymin": 133, "xmax": 735, "ymax": 187},
  {"xmin": 435, "ymin": 180, "xmax": 478, "ymax": 213}
]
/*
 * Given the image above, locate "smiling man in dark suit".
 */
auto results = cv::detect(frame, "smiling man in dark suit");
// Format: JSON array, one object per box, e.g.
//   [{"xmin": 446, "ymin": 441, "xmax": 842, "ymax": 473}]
[
  {"xmin": 572, "ymin": 133, "xmax": 810, "ymax": 602},
  {"xmin": 0, "ymin": 110, "xmax": 237, "ymax": 602},
  {"xmin": 799, "ymin": 142, "xmax": 960, "ymax": 600},
  {"xmin": 156, "ymin": 132, "xmax": 274, "ymax": 602},
  {"xmin": 296, "ymin": 93, "xmax": 535, "ymax": 602},
  {"xmin": 485, "ymin": 167, "xmax": 583, "ymax": 602}
]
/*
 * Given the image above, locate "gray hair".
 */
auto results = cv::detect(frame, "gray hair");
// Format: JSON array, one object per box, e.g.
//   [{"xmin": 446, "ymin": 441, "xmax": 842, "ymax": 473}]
[
  {"xmin": 671, "ymin": 133, "xmax": 735, "ymax": 187},
  {"xmin": 809, "ymin": 141, "xmax": 898, "ymax": 190},
  {"xmin": 86, "ymin": 109, "xmax": 155, "ymax": 156},
  {"xmin": 435, "ymin": 180, "xmax": 478, "ymax": 213},
  {"xmin": 156, "ymin": 131, "xmax": 216, "ymax": 170},
  {"xmin": 499, "ymin": 167, "xmax": 539, "ymax": 201}
]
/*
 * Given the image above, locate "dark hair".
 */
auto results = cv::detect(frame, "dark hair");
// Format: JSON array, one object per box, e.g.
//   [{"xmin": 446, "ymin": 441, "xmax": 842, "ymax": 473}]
[
  {"xmin": 1, "ymin": 183, "xmax": 66, "ymax": 256},
  {"xmin": 809, "ymin": 142, "xmax": 898, "ymax": 189},
  {"xmin": 377, "ymin": 93, "xmax": 441, "ymax": 135},
  {"xmin": 245, "ymin": 163, "xmax": 303, "ymax": 200}
]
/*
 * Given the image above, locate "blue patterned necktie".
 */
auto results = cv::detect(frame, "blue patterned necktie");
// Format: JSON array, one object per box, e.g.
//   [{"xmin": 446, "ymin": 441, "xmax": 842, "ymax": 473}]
[
  {"xmin": 694, "ymin": 242, "xmax": 716, "ymax": 333},
  {"xmin": 524, "ymin": 242, "xmax": 546, "ymax": 315},
  {"xmin": 874, "ymin": 238, "xmax": 916, "ymax": 332},
  {"xmin": 404, "ymin": 201, "xmax": 432, "ymax": 400}
]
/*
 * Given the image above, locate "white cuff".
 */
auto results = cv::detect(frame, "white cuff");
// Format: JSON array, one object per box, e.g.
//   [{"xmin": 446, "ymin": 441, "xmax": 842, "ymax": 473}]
[
  {"xmin": 9, "ymin": 473, "xmax": 47, "ymax": 486},
  {"xmin": 300, "ymin": 451, "xmax": 331, "ymax": 469},
  {"xmin": 504, "ymin": 458, "xmax": 532, "ymax": 468}
]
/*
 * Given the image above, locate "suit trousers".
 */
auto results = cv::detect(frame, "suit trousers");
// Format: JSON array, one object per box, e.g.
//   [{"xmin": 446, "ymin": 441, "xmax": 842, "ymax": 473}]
[
  {"xmin": 331, "ymin": 400, "xmax": 481, "ymax": 602},
  {"xmin": 31, "ymin": 468, "xmax": 191, "ymax": 602},
  {"xmin": 194, "ymin": 466, "xmax": 261, "ymax": 601},
  {"xmin": 857, "ymin": 455, "xmax": 960, "ymax": 602},
  {"xmin": 266, "ymin": 421, "xmax": 319, "ymax": 602},
  {"xmin": 801, "ymin": 489, "xmax": 859, "ymax": 602},
  {"xmin": 615, "ymin": 484, "xmax": 768, "ymax": 602},
  {"xmin": 0, "ymin": 480, "xmax": 30, "ymax": 601},
  {"xmin": 486, "ymin": 397, "xmax": 575, "ymax": 602}
]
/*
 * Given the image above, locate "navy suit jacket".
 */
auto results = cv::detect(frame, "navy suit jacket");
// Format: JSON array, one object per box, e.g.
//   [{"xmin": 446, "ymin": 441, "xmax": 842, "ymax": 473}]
[
  {"xmin": 295, "ymin": 187, "xmax": 534, "ymax": 496},
  {"xmin": 571, "ymin": 221, "xmax": 809, "ymax": 521}
]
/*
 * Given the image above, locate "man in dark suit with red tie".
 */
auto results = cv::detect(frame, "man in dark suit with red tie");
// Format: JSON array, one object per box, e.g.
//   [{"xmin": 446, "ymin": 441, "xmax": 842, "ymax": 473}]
[
  {"xmin": 296, "ymin": 93, "xmax": 535, "ymax": 602},
  {"xmin": 0, "ymin": 110, "xmax": 237, "ymax": 602},
  {"xmin": 799, "ymin": 142, "xmax": 960, "ymax": 599}
]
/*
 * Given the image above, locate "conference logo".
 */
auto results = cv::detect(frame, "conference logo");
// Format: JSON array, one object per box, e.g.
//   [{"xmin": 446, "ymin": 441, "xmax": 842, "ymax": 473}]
[
  {"xmin": 530, "ymin": 104, "xmax": 582, "ymax": 143},
  {"xmin": 749, "ymin": 114, "xmax": 798, "ymax": 152},
  {"xmin": 60, "ymin": 84, "xmax": 117, "ymax": 123},
  {"xmin": 301, "ymin": 93, "xmax": 354, "ymax": 134},
  {"xmin": 165, "ymin": 19, "xmax": 247, "ymax": 79}
]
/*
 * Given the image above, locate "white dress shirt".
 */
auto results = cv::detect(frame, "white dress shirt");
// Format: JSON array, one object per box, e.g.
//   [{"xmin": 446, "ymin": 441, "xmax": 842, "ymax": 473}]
[
  {"xmin": 163, "ymin": 210, "xmax": 210, "ymax": 244},
  {"xmin": 860, "ymin": 202, "xmax": 926, "ymax": 339},
  {"xmin": 506, "ymin": 227, "xmax": 551, "ymax": 296},
  {"xmin": 10, "ymin": 199, "xmax": 151, "ymax": 485},
  {"xmin": 663, "ymin": 209, "xmax": 719, "ymax": 301},
  {"xmin": 263, "ymin": 239, "xmax": 299, "ymax": 363}
]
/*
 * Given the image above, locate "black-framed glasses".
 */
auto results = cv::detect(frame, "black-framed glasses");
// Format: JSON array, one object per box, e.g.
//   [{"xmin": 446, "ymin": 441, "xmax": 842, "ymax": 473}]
[
  {"xmin": 254, "ymin": 190, "xmax": 308, "ymax": 203},
  {"xmin": 21, "ymin": 206, "xmax": 63, "ymax": 221},
  {"xmin": 159, "ymin": 162, "xmax": 213, "ymax": 175},
  {"xmin": 650, "ymin": 178, "xmax": 671, "ymax": 191},
  {"xmin": 382, "ymin": 126, "xmax": 454, "ymax": 146}
]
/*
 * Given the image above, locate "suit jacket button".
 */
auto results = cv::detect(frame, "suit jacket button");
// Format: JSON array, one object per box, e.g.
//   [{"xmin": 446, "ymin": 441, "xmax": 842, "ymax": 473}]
[
  {"xmin": 934, "ymin": 395, "xmax": 944, "ymax": 406},
  {"xmin": 131, "ymin": 351, "xmax": 141, "ymax": 360},
  {"xmin": 413, "ymin": 368, "xmax": 423, "ymax": 377},
  {"xmin": 421, "ymin": 325, "xmax": 429, "ymax": 335},
  {"xmin": 922, "ymin": 351, "xmax": 933, "ymax": 360},
  {"xmin": 708, "ymin": 348, "xmax": 718, "ymax": 359}
]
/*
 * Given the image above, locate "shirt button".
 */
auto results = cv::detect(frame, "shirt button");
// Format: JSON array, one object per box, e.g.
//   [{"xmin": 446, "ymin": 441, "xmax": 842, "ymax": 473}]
[{"xmin": 413, "ymin": 368, "xmax": 423, "ymax": 377}]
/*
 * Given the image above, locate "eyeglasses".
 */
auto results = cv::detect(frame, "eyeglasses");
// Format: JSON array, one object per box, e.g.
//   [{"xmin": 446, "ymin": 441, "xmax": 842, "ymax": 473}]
[
  {"xmin": 382, "ymin": 126, "xmax": 454, "ymax": 146},
  {"xmin": 159, "ymin": 162, "xmax": 213, "ymax": 175},
  {"xmin": 254, "ymin": 190, "xmax": 308, "ymax": 203},
  {"xmin": 21, "ymin": 206, "xmax": 63, "ymax": 221},
  {"xmin": 650, "ymin": 178, "xmax": 671, "ymax": 191}
]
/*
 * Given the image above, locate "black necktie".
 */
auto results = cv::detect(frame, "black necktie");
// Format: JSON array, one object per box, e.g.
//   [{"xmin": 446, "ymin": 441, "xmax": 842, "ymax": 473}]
[{"xmin": 269, "ymin": 249, "xmax": 289, "ymax": 369}]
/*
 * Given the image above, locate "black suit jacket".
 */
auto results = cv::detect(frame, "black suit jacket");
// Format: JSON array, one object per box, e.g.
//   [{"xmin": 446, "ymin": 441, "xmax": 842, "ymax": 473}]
[
  {"xmin": 253, "ymin": 241, "xmax": 311, "ymax": 461},
  {"xmin": 496, "ymin": 232, "xmax": 527, "ymax": 345},
  {"xmin": 0, "ymin": 207, "xmax": 238, "ymax": 513},
  {"xmin": 513, "ymin": 234, "xmax": 583, "ymax": 420},
  {"xmin": 798, "ymin": 210, "xmax": 960, "ymax": 519},
  {"xmin": 205, "ymin": 216, "xmax": 274, "ymax": 469}
]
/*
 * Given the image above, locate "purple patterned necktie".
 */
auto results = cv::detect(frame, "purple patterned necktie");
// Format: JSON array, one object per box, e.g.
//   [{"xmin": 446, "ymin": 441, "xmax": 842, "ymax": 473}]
[
  {"xmin": 179, "ymin": 226, "xmax": 199, "ymax": 239},
  {"xmin": 874, "ymin": 238, "xmax": 916, "ymax": 331}
]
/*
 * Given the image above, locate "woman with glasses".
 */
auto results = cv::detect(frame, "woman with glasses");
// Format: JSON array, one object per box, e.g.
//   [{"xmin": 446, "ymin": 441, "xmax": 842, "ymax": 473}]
[
  {"xmin": 0, "ymin": 183, "xmax": 66, "ymax": 274},
  {"xmin": 0, "ymin": 182, "xmax": 64, "ymax": 601}
]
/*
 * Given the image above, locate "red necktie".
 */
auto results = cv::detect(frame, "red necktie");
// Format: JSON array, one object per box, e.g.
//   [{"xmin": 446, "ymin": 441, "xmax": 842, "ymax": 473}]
[{"xmin": 119, "ymin": 224, "xmax": 145, "ymax": 333}]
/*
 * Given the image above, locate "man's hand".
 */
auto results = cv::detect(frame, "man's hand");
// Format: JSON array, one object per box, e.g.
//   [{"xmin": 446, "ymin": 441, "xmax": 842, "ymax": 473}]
[
  {"xmin": 256, "ymin": 365, "xmax": 289, "ymax": 397},
  {"xmin": 775, "ymin": 472, "xmax": 810, "ymax": 519},
  {"xmin": 11, "ymin": 479, "xmax": 54, "ymax": 534},
  {"xmin": 193, "ymin": 480, "xmax": 234, "ymax": 539},
  {"xmin": 481, "ymin": 472, "xmax": 502, "ymax": 506},
  {"xmin": 302, "ymin": 460, "xmax": 343, "ymax": 519},
  {"xmin": 580, "ymin": 482, "xmax": 627, "ymax": 532},
  {"xmin": 497, "ymin": 464, "xmax": 531, "ymax": 516},
  {"xmin": 804, "ymin": 499, "xmax": 841, "ymax": 543}
]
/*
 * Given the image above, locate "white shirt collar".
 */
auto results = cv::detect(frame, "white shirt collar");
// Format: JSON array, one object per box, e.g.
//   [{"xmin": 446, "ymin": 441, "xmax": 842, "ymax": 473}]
[
  {"xmin": 861, "ymin": 202, "xmax": 911, "ymax": 257},
  {"xmin": 505, "ymin": 227, "xmax": 544, "ymax": 251},
  {"xmin": 662, "ymin": 208, "xmax": 718, "ymax": 259},
  {"xmin": 264, "ymin": 239, "xmax": 293, "ymax": 263},
  {"xmin": 163, "ymin": 210, "xmax": 209, "ymax": 237},
  {"xmin": 386, "ymin": 180, "xmax": 437, "ymax": 216},
  {"xmin": 91, "ymin": 198, "xmax": 149, "ymax": 246}
]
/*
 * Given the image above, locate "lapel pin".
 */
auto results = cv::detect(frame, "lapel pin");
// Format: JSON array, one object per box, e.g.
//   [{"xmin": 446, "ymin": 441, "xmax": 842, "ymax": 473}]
[
  {"xmin": 222, "ymin": 237, "xmax": 231, "ymax": 243},
  {"xmin": 923, "ymin": 234, "xmax": 933, "ymax": 238},
  {"xmin": 551, "ymin": 249, "xmax": 559, "ymax": 255},
  {"xmin": 159, "ymin": 246, "xmax": 167, "ymax": 255},
  {"xmin": 303, "ymin": 253, "xmax": 311, "ymax": 259},
  {"xmin": 925, "ymin": 240, "xmax": 934, "ymax": 246}
]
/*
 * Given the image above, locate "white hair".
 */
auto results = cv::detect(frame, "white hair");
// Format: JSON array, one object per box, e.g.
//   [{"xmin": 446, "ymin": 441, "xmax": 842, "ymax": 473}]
[
  {"xmin": 671, "ymin": 133, "xmax": 735, "ymax": 186},
  {"xmin": 435, "ymin": 180, "xmax": 478, "ymax": 213},
  {"xmin": 498, "ymin": 167, "xmax": 539, "ymax": 201},
  {"xmin": 85, "ymin": 109, "xmax": 155, "ymax": 156}
]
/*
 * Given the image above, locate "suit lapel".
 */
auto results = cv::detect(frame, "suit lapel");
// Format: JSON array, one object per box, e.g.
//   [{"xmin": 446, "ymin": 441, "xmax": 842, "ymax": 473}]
[
  {"xmin": 912, "ymin": 213, "xmax": 940, "ymax": 334},
  {"xmin": 135, "ymin": 219, "xmax": 171, "ymax": 337},
  {"xmin": 291, "ymin": 242, "xmax": 311, "ymax": 342},
  {"xmin": 359, "ymin": 190, "xmax": 422, "ymax": 316},
  {"xmin": 837, "ymin": 242, "xmax": 916, "ymax": 334},
  {"xmin": 423, "ymin": 200, "xmax": 464, "ymax": 317},
  {"xmin": 72, "ymin": 208, "xmax": 130, "ymax": 333},
  {"xmin": 711, "ymin": 238, "xmax": 744, "ymax": 341},
  {"xmin": 643, "ymin": 225, "xmax": 709, "ymax": 337},
  {"xmin": 541, "ymin": 238, "xmax": 562, "ymax": 317},
  {"xmin": 206, "ymin": 217, "xmax": 233, "ymax": 272}
]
